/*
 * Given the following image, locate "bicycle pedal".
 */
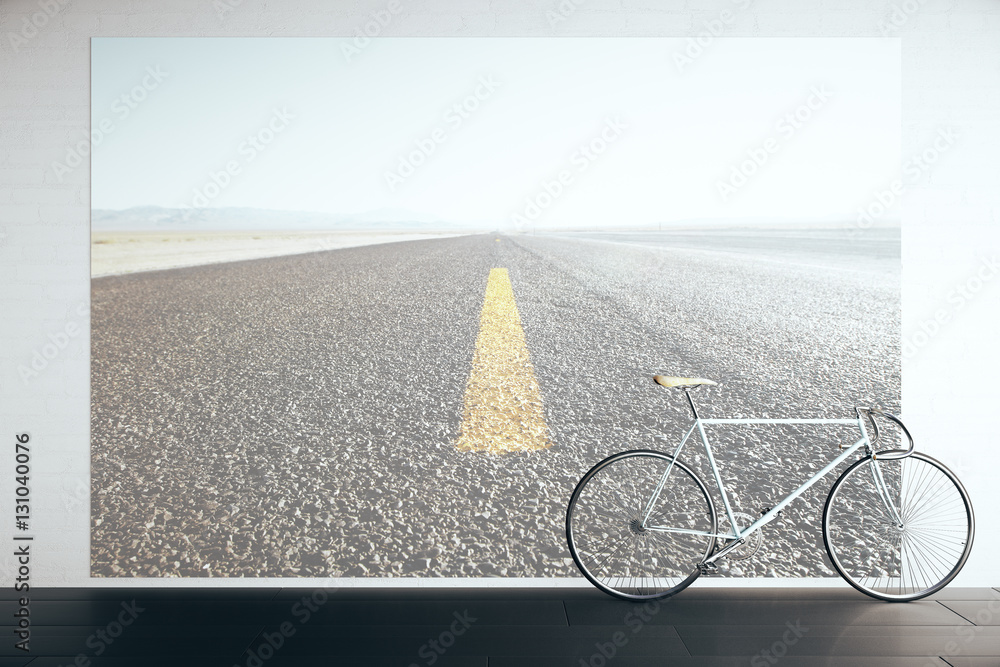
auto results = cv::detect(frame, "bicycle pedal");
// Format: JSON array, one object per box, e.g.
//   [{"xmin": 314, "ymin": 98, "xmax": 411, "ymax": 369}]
[{"xmin": 699, "ymin": 562, "xmax": 718, "ymax": 575}]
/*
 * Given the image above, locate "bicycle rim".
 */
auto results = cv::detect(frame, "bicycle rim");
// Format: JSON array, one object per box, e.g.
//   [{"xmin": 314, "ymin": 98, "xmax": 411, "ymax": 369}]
[
  {"xmin": 567, "ymin": 450, "xmax": 717, "ymax": 601},
  {"xmin": 823, "ymin": 452, "xmax": 974, "ymax": 602}
]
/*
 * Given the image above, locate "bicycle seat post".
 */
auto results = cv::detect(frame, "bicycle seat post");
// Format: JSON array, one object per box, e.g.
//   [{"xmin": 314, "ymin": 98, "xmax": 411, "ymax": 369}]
[{"xmin": 683, "ymin": 388, "xmax": 700, "ymax": 420}]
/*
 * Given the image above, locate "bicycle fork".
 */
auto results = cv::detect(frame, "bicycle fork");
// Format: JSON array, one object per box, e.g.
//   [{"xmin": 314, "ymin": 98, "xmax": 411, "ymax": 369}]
[
  {"xmin": 868, "ymin": 457, "xmax": 904, "ymax": 528},
  {"xmin": 858, "ymin": 407, "xmax": 909, "ymax": 528}
]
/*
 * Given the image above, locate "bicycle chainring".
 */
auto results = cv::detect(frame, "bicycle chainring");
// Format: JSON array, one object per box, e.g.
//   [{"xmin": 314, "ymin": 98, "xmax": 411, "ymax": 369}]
[{"xmin": 720, "ymin": 512, "xmax": 763, "ymax": 561}]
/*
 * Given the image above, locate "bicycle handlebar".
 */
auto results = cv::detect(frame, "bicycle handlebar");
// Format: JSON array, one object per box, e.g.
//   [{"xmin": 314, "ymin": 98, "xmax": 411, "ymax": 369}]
[{"xmin": 857, "ymin": 407, "xmax": 915, "ymax": 460}]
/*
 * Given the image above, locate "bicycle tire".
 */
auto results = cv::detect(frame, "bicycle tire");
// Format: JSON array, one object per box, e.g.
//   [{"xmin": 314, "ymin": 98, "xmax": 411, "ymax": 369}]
[
  {"xmin": 823, "ymin": 452, "xmax": 974, "ymax": 602},
  {"xmin": 567, "ymin": 449, "xmax": 717, "ymax": 601}
]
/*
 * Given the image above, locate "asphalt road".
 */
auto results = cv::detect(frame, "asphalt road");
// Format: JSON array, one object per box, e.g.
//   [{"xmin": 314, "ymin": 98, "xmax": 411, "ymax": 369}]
[{"xmin": 91, "ymin": 229, "xmax": 900, "ymax": 579}]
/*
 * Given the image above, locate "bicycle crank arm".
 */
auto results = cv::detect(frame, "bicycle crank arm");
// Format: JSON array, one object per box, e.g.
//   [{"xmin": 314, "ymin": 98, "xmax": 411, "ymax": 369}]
[{"xmin": 702, "ymin": 538, "xmax": 747, "ymax": 565}]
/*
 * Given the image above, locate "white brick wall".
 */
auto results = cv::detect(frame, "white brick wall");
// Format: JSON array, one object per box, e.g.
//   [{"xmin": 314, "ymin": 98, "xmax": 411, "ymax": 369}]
[{"xmin": 0, "ymin": 0, "xmax": 997, "ymax": 587}]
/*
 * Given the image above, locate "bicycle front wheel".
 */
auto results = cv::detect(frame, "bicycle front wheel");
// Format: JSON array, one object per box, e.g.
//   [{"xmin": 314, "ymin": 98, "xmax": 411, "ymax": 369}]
[
  {"xmin": 567, "ymin": 450, "xmax": 717, "ymax": 601},
  {"xmin": 823, "ymin": 452, "xmax": 974, "ymax": 602}
]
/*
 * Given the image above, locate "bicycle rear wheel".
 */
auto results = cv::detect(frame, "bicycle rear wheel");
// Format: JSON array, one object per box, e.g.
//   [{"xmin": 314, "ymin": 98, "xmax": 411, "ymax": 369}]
[
  {"xmin": 567, "ymin": 450, "xmax": 717, "ymax": 601},
  {"xmin": 823, "ymin": 452, "xmax": 974, "ymax": 602}
]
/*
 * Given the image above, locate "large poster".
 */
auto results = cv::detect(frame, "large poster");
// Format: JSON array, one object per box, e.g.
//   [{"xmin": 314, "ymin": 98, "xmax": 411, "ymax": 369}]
[{"xmin": 90, "ymin": 37, "xmax": 900, "ymax": 578}]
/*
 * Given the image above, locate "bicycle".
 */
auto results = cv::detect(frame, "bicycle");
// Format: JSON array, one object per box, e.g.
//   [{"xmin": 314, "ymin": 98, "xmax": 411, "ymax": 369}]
[{"xmin": 566, "ymin": 376, "xmax": 974, "ymax": 602}]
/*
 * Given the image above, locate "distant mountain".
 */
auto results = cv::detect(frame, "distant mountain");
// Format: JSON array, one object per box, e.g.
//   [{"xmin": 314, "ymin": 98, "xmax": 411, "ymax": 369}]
[{"xmin": 90, "ymin": 207, "xmax": 481, "ymax": 232}]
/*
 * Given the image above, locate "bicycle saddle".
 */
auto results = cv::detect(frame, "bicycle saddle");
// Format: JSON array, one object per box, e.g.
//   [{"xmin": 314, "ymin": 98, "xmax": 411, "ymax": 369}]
[{"xmin": 653, "ymin": 376, "xmax": 718, "ymax": 389}]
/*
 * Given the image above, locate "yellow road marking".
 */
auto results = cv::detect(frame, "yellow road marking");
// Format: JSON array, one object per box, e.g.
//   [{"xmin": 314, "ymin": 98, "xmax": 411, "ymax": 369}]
[{"xmin": 456, "ymin": 268, "xmax": 553, "ymax": 453}]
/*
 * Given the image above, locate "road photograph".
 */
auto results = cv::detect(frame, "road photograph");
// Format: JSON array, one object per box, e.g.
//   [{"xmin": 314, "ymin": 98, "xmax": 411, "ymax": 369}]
[{"xmin": 90, "ymin": 37, "xmax": 901, "ymax": 578}]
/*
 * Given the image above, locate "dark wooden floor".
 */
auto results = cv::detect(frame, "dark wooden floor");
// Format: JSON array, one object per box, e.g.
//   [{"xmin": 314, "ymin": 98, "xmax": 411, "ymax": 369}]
[{"xmin": 3, "ymin": 587, "xmax": 999, "ymax": 666}]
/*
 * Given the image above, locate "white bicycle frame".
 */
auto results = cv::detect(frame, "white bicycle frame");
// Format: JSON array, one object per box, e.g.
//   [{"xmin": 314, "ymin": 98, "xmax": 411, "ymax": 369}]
[{"xmin": 640, "ymin": 392, "xmax": 912, "ymax": 566}]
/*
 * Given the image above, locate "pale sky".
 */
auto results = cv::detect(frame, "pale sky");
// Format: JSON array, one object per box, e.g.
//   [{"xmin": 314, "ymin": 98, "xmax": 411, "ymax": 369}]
[{"xmin": 91, "ymin": 37, "xmax": 900, "ymax": 229}]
